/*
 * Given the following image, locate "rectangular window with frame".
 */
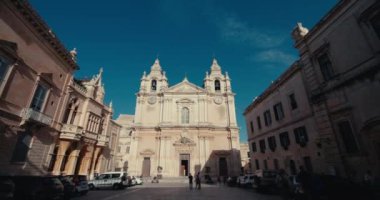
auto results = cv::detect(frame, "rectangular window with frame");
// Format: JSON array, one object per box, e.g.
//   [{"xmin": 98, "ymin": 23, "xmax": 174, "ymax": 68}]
[
  {"xmin": 126, "ymin": 146, "xmax": 130, "ymax": 154},
  {"xmin": 289, "ymin": 93, "xmax": 298, "ymax": 110},
  {"xmin": 303, "ymin": 156, "xmax": 313, "ymax": 172},
  {"xmin": 273, "ymin": 159, "xmax": 279, "ymax": 170},
  {"xmin": 0, "ymin": 57, "xmax": 10, "ymax": 86},
  {"xmin": 263, "ymin": 110, "xmax": 272, "ymax": 126},
  {"xmin": 294, "ymin": 126, "xmax": 309, "ymax": 147},
  {"xmin": 249, "ymin": 121, "xmax": 254, "ymax": 134},
  {"xmin": 273, "ymin": 103, "xmax": 285, "ymax": 121},
  {"xmin": 256, "ymin": 116, "xmax": 262, "ymax": 129},
  {"xmin": 268, "ymin": 136, "xmax": 277, "ymax": 152},
  {"xmin": 263, "ymin": 160, "xmax": 268, "ymax": 170},
  {"xmin": 279, "ymin": 132, "xmax": 290, "ymax": 150},
  {"xmin": 251, "ymin": 142, "xmax": 257, "ymax": 152},
  {"xmin": 337, "ymin": 121, "xmax": 359, "ymax": 153},
  {"xmin": 247, "ymin": 152, "xmax": 250, "ymax": 158},
  {"xmin": 255, "ymin": 159, "xmax": 260, "ymax": 170},
  {"xmin": 0, "ymin": 56, "xmax": 14, "ymax": 96},
  {"xmin": 30, "ymin": 84, "xmax": 48, "ymax": 112},
  {"xmin": 317, "ymin": 53, "xmax": 334, "ymax": 81},
  {"xmin": 259, "ymin": 139, "xmax": 266, "ymax": 153}
]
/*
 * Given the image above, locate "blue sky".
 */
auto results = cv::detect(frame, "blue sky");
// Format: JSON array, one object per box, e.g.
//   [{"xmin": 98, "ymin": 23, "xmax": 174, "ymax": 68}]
[{"xmin": 30, "ymin": 0, "xmax": 337, "ymax": 142}]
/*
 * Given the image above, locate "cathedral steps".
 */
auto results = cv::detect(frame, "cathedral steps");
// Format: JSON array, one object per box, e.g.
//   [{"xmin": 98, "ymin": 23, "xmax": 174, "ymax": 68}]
[{"xmin": 157, "ymin": 176, "xmax": 188, "ymax": 183}]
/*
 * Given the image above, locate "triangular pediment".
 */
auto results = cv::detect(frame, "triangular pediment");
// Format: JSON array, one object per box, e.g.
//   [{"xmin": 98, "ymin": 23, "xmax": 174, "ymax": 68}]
[{"xmin": 165, "ymin": 80, "xmax": 206, "ymax": 93}]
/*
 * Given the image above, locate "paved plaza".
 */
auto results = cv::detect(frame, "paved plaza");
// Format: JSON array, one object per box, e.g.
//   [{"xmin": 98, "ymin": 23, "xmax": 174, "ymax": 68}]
[{"xmin": 74, "ymin": 183, "xmax": 280, "ymax": 200}]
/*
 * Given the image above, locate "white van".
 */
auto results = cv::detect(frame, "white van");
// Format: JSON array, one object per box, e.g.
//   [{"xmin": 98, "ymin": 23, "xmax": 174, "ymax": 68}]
[{"xmin": 88, "ymin": 172, "xmax": 128, "ymax": 190}]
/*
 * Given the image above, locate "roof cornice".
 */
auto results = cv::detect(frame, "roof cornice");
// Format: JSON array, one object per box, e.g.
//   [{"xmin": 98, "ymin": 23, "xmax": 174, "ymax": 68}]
[{"xmin": 5, "ymin": 0, "xmax": 79, "ymax": 70}]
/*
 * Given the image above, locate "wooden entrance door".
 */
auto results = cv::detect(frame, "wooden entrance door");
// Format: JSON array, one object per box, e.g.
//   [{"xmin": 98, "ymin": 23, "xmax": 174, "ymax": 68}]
[
  {"xmin": 142, "ymin": 157, "xmax": 151, "ymax": 177},
  {"xmin": 179, "ymin": 154, "xmax": 190, "ymax": 176}
]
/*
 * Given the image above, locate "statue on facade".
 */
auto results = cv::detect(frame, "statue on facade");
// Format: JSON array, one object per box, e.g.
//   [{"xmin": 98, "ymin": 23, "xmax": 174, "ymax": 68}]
[{"xmin": 70, "ymin": 48, "xmax": 77, "ymax": 62}]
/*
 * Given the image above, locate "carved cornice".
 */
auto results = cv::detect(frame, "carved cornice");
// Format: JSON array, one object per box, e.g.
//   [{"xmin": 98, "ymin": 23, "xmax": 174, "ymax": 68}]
[
  {"xmin": 6, "ymin": 0, "xmax": 79, "ymax": 70},
  {"xmin": 140, "ymin": 149, "xmax": 155, "ymax": 156}
]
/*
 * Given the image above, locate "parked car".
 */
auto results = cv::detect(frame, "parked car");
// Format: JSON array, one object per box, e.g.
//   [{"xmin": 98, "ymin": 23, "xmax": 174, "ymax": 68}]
[
  {"xmin": 252, "ymin": 170, "xmax": 278, "ymax": 193},
  {"xmin": 12, "ymin": 176, "xmax": 64, "ymax": 200},
  {"xmin": 88, "ymin": 172, "xmax": 128, "ymax": 190},
  {"xmin": 0, "ymin": 176, "xmax": 15, "ymax": 200},
  {"xmin": 66, "ymin": 175, "xmax": 89, "ymax": 195},
  {"xmin": 236, "ymin": 175, "xmax": 245, "ymax": 186},
  {"xmin": 241, "ymin": 174, "xmax": 256, "ymax": 187},
  {"xmin": 132, "ymin": 176, "xmax": 143, "ymax": 185},
  {"xmin": 227, "ymin": 176, "xmax": 237, "ymax": 187},
  {"xmin": 58, "ymin": 176, "xmax": 76, "ymax": 199},
  {"xmin": 317, "ymin": 175, "xmax": 374, "ymax": 200}
]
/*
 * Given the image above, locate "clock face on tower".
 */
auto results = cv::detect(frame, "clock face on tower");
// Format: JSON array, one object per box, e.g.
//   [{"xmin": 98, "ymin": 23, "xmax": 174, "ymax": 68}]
[
  {"xmin": 214, "ymin": 96, "xmax": 223, "ymax": 105},
  {"xmin": 148, "ymin": 96, "xmax": 157, "ymax": 104}
]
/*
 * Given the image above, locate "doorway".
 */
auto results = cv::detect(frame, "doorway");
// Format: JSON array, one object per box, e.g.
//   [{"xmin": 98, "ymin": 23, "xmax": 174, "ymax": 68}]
[
  {"xmin": 142, "ymin": 157, "xmax": 151, "ymax": 177},
  {"xmin": 179, "ymin": 154, "xmax": 190, "ymax": 176},
  {"xmin": 219, "ymin": 157, "xmax": 228, "ymax": 176}
]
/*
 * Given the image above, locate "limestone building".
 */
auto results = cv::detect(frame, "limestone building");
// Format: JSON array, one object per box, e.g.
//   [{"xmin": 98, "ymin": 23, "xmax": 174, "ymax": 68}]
[
  {"xmin": 244, "ymin": 63, "xmax": 323, "ymax": 175},
  {"xmin": 99, "ymin": 119, "xmax": 122, "ymax": 173},
  {"xmin": 244, "ymin": 0, "xmax": 380, "ymax": 180},
  {"xmin": 49, "ymin": 69, "xmax": 114, "ymax": 179},
  {"xmin": 128, "ymin": 59, "xmax": 241, "ymax": 178},
  {"xmin": 239, "ymin": 143, "xmax": 251, "ymax": 174},
  {"xmin": 0, "ymin": 0, "xmax": 77, "ymax": 176},
  {"xmin": 292, "ymin": 0, "xmax": 380, "ymax": 179},
  {"xmin": 114, "ymin": 114, "xmax": 135, "ymax": 172}
]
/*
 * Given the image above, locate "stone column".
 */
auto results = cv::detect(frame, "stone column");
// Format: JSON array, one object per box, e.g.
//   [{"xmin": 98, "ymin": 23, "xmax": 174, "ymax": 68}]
[
  {"xmin": 52, "ymin": 140, "xmax": 71, "ymax": 175},
  {"xmin": 79, "ymin": 144, "xmax": 94, "ymax": 176},
  {"xmin": 95, "ymin": 154, "xmax": 103, "ymax": 174},
  {"xmin": 63, "ymin": 146, "xmax": 81, "ymax": 175},
  {"xmin": 89, "ymin": 146, "xmax": 102, "ymax": 179}
]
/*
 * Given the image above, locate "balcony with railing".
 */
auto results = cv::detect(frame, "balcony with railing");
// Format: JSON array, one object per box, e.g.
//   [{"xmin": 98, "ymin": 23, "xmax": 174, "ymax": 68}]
[
  {"xmin": 97, "ymin": 134, "xmax": 109, "ymax": 147},
  {"xmin": 60, "ymin": 124, "xmax": 83, "ymax": 140},
  {"xmin": 83, "ymin": 131, "xmax": 98, "ymax": 141},
  {"xmin": 73, "ymin": 79, "xmax": 87, "ymax": 95},
  {"xmin": 21, "ymin": 108, "xmax": 52, "ymax": 126}
]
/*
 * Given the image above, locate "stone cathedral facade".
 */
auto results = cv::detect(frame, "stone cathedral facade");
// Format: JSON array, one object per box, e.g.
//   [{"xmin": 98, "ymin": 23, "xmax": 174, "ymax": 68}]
[{"xmin": 127, "ymin": 59, "xmax": 241, "ymax": 178}]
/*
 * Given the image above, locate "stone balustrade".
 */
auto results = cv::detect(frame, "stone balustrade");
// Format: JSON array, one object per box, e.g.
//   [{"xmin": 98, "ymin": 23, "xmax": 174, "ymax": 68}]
[
  {"xmin": 21, "ymin": 108, "xmax": 52, "ymax": 126},
  {"xmin": 60, "ymin": 124, "xmax": 83, "ymax": 140},
  {"xmin": 84, "ymin": 131, "xmax": 98, "ymax": 141}
]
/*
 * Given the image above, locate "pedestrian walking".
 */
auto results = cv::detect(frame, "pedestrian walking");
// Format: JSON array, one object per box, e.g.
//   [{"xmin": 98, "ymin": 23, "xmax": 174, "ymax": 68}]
[
  {"xmin": 195, "ymin": 172, "xmax": 201, "ymax": 190},
  {"xmin": 223, "ymin": 176, "xmax": 227, "ymax": 185},
  {"xmin": 188, "ymin": 173, "xmax": 193, "ymax": 190}
]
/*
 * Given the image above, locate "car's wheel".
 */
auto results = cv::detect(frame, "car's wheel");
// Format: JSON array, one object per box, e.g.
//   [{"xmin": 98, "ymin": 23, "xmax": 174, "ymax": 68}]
[
  {"xmin": 88, "ymin": 184, "xmax": 95, "ymax": 190},
  {"xmin": 112, "ymin": 183, "xmax": 120, "ymax": 190}
]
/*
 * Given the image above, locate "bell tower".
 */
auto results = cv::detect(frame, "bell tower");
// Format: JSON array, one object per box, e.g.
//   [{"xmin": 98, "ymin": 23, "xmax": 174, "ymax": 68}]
[
  {"xmin": 203, "ymin": 58, "xmax": 231, "ymax": 94},
  {"xmin": 139, "ymin": 59, "xmax": 168, "ymax": 94}
]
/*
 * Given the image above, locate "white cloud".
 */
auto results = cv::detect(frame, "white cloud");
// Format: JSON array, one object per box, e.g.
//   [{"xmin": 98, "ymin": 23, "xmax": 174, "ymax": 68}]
[
  {"xmin": 252, "ymin": 50, "xmax": 297, "ymax": 66},
  {"xmin": 218, "ymin": 16, "xmax": 285, "ymax": 48}
]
